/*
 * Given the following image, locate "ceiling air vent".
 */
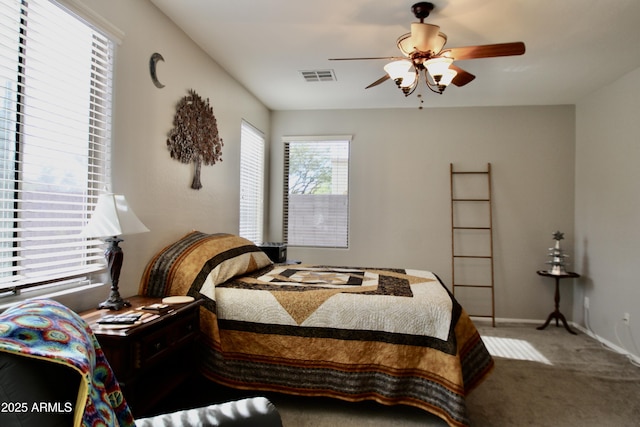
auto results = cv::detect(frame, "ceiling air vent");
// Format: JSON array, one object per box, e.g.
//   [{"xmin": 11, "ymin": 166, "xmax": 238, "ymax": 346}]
[{"xmin": 300, "ymin": 69, "xmax": 337, "ymax": 82}]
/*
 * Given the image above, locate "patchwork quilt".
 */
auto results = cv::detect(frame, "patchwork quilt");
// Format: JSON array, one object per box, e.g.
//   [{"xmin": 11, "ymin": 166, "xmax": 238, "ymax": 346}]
[{"xmin": 139, "ymin": 232, "xmax": 494, "ymax": 427}]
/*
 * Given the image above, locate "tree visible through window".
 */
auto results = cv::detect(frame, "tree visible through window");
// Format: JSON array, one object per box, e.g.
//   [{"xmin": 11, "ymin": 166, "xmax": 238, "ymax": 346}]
[{"xmin": 283, "ymin": 137, "xmax": 350, "ymax": 248}]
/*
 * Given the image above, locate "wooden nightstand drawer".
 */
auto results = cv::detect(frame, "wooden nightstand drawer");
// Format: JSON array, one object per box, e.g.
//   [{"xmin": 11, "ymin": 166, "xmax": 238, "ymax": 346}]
[
  {"xmin": 138, "ymin": 328, "xmax": 168, "ymax": 367},
  {"xmin": 81, "ymin": 295, "xmax": 203, "ymax": 417},
  {"xmin": 136, "ymin": 310, "xmax": 199, "ymax": 368}
]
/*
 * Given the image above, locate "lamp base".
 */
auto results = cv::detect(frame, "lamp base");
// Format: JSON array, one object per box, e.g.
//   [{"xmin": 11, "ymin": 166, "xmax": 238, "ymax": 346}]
[
  {"xmin": 98, "ymin": 290, "xmax": 131, "ymax": 311},
  {"xmin": 98, "ymin": 236, "xmax": 131, "ymax": 311}
]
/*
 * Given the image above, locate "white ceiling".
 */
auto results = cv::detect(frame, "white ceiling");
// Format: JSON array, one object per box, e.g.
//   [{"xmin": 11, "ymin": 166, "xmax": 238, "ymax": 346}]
[{"xmin": 149, "ymin": 0, "xmax": 640, "ymax": 111}]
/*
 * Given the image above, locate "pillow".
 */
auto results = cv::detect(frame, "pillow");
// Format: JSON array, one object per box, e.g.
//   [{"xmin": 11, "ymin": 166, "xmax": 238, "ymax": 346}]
[{"xmin": 139, "ymin": 232, "xmax": 272, "ymax": 297}]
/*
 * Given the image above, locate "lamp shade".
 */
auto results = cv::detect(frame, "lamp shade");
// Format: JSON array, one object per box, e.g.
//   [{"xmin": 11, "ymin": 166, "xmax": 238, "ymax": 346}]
[{"xmin": 80, "ymin": 194, "xmax": 149, "ymax": 238}]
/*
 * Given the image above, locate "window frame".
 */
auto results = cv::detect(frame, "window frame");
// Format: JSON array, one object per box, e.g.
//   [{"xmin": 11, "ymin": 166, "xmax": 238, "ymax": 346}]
[
  {"xmin": 282, "ymin": 135, "xmax": 351, "ymax": 249},
  {"xmin": 0, "ymin": 0, "xmax": 118, "ymax": 301},
  {"xmin": 239, "ymin": 120, "xmax": 266, "ymax": 244}
]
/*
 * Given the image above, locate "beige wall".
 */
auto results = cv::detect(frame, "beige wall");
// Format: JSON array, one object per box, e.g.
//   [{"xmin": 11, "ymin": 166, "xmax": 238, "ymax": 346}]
[
  {"xmin": 59, "ymin": 0, "xmax": 271, "ymax": 311},
  {"xmin": 574, "ymin": 66, "xmax": 640, "ymax": 356},
  {"xmin": 56, "ymin": 1, "xmax": 640, "ymax": 357},
  {"xmin": 269, "ymin": 106, "xmax": 576, "ymax": 321}
]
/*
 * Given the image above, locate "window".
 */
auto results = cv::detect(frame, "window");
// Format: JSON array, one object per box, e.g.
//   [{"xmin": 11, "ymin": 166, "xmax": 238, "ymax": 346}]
[
  {"xmin": 283, "ymin": 136, "xmax": 350, "ymax": 248},
  {"xmin": 0, "ymin": 0, "xmax": 115, "ymax": 298},
  {"xmin": 239, "ymin": 120, "xmax": 265, "ymax": 243}
]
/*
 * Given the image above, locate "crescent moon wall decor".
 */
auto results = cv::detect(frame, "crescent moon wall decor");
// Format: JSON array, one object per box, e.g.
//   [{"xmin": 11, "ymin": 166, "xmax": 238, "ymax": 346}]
[{"xmin": 149, "ymin": 52, "xmax": 165, "ymax": 88}]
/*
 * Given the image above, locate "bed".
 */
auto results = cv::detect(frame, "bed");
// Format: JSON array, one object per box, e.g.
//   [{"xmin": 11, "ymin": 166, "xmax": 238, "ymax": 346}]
[{"xmin": 138, "ymin": 232, "xmax": 494, "ymax": 427}]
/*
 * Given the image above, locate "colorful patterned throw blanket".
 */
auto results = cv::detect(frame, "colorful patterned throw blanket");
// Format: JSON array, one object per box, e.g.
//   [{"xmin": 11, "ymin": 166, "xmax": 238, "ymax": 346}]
[
  {"xmin": 0, "ymin": 299, "xmax": 134, "ymax": 427},
  {"xmin": 140, "ymin": 232, "xmax": 494, "ymax": 427}
]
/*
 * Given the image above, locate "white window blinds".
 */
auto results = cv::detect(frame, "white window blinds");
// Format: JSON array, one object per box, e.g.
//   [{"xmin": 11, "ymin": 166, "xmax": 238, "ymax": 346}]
[
  {"xmin": 283, "ymin": 136, "xmax": 350, "ymax": 248},
  {"xmin": 0, "ymin": 0, "xmax": 114, "ymax": 296},
  {"xmin": 239, "ymin": 120, "xmax": 265, "ymax": 244}
]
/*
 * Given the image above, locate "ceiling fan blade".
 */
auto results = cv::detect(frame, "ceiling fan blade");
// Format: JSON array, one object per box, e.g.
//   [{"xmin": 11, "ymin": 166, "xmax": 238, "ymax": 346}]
[
  {"xmin": 444, "ymin": 42, "xmax": 525, "ymax": 61},
  {"xmin": 449, "ymin": 64, "xmax": 475, "ymax": 87},
  {"xmin": 365, "ymin": 75, "xmax": 390, "ymax": 89},
  {"xmin": 329, "ymin": 56, "xmax": 402, "ymax": 61}
]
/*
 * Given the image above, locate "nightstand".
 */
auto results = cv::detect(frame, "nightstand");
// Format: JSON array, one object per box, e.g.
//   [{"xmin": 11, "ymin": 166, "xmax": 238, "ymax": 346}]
[
  {"xmin": 80, "ymin": 295, "xmax": 203, "ymax": 416},
  {"xmin": 258, "ymin": 242, "xmax": 287, "ymax": 263}
]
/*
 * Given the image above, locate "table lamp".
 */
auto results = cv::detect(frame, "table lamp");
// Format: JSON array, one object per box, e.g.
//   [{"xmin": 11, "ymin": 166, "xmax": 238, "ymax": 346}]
[{"xmin": 80, "ymin": 194, "xmax": 149, "ymax": 310}]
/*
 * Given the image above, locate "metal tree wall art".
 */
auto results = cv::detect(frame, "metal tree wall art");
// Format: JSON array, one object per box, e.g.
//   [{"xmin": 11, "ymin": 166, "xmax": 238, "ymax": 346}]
[{"xmin": 167, "ymin": 89, "xmax": 223, "ymax": 189}]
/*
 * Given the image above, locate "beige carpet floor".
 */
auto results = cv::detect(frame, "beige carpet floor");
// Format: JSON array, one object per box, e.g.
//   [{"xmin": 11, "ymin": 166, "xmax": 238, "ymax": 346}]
[
  {"xmin": 157, "ymin": 323, "xmax": 640, "ymax": 426},
  {"xmin": 464, "ymin": 323, "xmax": 640, "ymax": 427}
]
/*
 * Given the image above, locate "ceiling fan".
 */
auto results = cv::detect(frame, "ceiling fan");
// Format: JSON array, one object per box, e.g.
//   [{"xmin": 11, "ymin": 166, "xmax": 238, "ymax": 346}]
[{"xmin": 329, "ymin": 2, "xmax": 525, "ymax": 103}]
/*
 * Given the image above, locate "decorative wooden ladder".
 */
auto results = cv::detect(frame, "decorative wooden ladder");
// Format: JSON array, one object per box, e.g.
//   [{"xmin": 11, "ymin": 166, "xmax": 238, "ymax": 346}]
[{"xmin": 450, "ymin": 163, "xmax": 495, "ymax": 326}]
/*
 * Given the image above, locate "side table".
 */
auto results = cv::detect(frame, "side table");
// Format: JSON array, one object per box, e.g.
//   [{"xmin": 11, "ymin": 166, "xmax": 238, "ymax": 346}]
[
  {"xmin": 536, "ymin": 270, "xmax": 580, "ymax": 335},
  {"xmin": 80, "ymin": 295, "xmax": 203, "ymax": 416}
]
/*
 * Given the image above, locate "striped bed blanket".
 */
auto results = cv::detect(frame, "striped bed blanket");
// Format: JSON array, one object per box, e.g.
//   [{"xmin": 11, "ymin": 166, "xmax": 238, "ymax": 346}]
[{"xmin": 139, "ymin": 232, "xmax": 494, "ymax": 427}]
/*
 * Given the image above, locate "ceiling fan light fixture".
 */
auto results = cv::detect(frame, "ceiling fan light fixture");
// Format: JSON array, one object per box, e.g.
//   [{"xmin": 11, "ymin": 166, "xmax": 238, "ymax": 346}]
[
  {"xmin": 397, "ymin": 24, "xmax": 447, "ymax": 56},
  {"xmin": 424, "ymin": 57, "xmax": 453, "ymax": 82},
  {"xmin": 384, "ymin": 60, "xmax": 413, "ymax": 84},
  {"xmin": 399, "ymin": 67, "xmax": 420, "ymax": 96},
  {"xmin": 433, "ymin": 32, "xmax": 447, "ymax": 54},
  {"xmin": 400, "ymin": 69, "xmax": 417, "ymax": 88},
  {"xmin": 396, "ymin": 33, "xmax": 413, "ymax": 56},
  {"xmin": 411, "ymin": 23, "xmax": 444, "ymax": 53},
  {"xmin": 439, "ymin": 68, "xmax": 458, "ymax": 87},
  {"xmin": 329, "ymin": 2, "xmax": 526, "ymax": 107}
]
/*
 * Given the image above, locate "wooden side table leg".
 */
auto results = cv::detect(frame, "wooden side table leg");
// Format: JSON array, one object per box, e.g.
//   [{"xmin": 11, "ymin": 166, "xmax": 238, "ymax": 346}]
[
  {"xmin": 554, "ymin": 277, "xmax": 561, "ymax": 326},
  {"xmin": 537, "ymin": 312, "xmax": 554, "ymax": 330},
  {"xmin": 558, "ymin": 311, "xmax": 577, "ymax": 335},
  {"xmin": 537, "ymin": 276, "xmax": 577, "ymax": 334},
  {"xmin": 536, "ymin": 271, "xmax": 580, "ymax": 335}
]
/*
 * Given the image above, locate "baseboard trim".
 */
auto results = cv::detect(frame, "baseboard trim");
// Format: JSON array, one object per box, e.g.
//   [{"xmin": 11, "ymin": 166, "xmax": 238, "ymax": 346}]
[
  {"xmin": 472, "ymin": 316, "xmax": 640, "ymax": 365},
  {"xmin": 472, "ymin": 317, "xmax": 541, "ymax": 325},
  {"xmin": 571, "ymin": 323, "xmax": 640, "ymax": 365}
]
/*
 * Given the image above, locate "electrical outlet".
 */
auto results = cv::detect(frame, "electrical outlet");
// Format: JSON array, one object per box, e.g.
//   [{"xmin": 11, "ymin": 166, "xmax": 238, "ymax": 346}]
[
  {"xmin": 584, "ymin": 297, "xmax": 589, "ymax": 309},
  {"xmin": 623, "ymin": 313, "xmax": 630, "ymax": 324}
]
